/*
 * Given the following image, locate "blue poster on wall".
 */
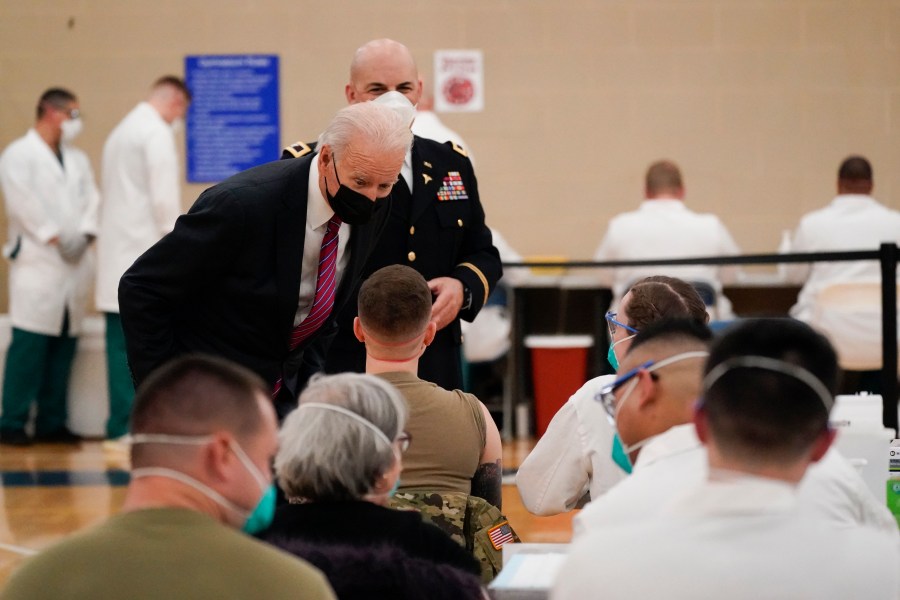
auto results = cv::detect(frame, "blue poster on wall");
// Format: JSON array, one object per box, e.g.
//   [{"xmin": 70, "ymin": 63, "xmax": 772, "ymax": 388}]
[{"xmin": 185, "ymin": 54, "xmax": 280, "ymax": 183}]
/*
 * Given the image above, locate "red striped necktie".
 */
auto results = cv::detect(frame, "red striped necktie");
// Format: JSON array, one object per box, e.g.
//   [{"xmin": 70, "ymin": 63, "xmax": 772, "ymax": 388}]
[{"xmin": 273, "ymin": 214, "xmax": 342, "ymax": 398}]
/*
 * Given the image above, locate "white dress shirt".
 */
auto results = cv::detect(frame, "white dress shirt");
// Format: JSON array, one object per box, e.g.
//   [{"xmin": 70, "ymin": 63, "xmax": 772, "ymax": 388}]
[
  {"xmin": 593, "ymin": 199, "xmax": 740, "ymax": 318},
  {"xmin": 789, "ymin": 194, "xmax": 900, "ymax": 321},
  {"xmin": 296, "ymin": 159, "xmax": 350, "ymax": 326},
  {"xmin": 516, "ymin": 374, "xmax": 628, "ymax": 515},
  {"xmin": 554, "ymin": 474, "xmax": 900, "ymax": 600}
]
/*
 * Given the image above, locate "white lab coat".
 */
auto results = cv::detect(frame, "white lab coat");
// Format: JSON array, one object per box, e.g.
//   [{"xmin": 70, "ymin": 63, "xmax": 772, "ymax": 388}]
[
  {"xmin": 574, "ymin": 424, "xmax": 899, "ymax": 537},
  {"xmin": 593, "ymin": 199, "xmax": 740, "ymax": 318},
  {"xmin": 516, "ymin": 374, "xmax": 627, "ymax": 515},
  {"xmin": 95, "ymin": 102, "xmax": 182, "ymax": 312},
  {"xmin": 0, "ymin": 129, "xmax": 99, "ymax": 336},
  {"xmin": 554, "ymin": 475, "xmax": 900, "ymax": 600},
  {"xmin": 788, "ymin": 194, "xmax": 900, "ymax": 321}
]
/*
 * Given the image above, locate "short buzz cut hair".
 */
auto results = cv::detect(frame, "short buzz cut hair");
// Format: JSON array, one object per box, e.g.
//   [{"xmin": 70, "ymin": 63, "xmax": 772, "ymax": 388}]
[
  {"xmin": 627, "ymin": 318, "xmax": 713, "ymax": 356},
  {"xmin": 318, "ymin": 101, "xmax": 412, "ymax": 161},
  {"xmin": 702, "ymin": 319, "xmax": 838, "ymax": 465},
  {"xmin": 152, "ymin": 75, "xmax": 192, "ymax": 102},
  {"xmin": 358, "ymin": 265, "xmax": 432, "ymax": 341},
  {"xmin": 36, "ymin": 87, "xmax": 77, "ymax": 119},
  {"xmin": 838, "ymin": 155, "xmax": 872, "ymax": 182},
  {"xmin": 129, "ymin": 354, "xmax": 269, "ymax": 466},
  {"xmin": 645, "ymin": 160, "xmax": 683, "ymax": 197}
]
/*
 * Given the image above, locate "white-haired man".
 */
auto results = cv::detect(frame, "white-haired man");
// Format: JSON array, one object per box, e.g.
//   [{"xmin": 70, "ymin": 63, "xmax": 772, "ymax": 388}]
[{"xmin": 120, "ymin": 102, "xmax": 412, "ymax": 419}]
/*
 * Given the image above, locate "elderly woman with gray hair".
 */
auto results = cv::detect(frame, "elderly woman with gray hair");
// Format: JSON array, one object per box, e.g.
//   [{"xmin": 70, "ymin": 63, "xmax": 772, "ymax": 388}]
[{"xmin": 257, "ymin": 372, "xmax": 483, "ymax": 599}]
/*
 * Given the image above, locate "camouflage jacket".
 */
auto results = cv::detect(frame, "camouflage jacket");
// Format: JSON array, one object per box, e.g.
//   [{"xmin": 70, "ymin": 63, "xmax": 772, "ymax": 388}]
[{"xmin": 390, "ymin": 490, "xmax": 520, "ymax": 582}]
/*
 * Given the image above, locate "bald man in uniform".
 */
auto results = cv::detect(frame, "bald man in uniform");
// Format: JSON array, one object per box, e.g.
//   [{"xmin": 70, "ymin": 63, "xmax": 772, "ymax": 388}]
[{"xmin": 283, "ymin": 39, "xmax": 501, "ymax": 390}]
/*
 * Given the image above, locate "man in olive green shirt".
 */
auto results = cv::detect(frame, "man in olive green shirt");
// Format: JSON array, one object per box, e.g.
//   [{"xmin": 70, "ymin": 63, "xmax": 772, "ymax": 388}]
[{"xmin": 2, "ymin": 355, "xmax": 335, "ymax": 600}]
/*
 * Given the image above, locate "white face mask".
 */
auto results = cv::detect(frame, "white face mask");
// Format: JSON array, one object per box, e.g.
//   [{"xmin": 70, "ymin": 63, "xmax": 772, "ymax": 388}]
[
  {"xmin": 60, "ymin": 118, "xmax": 83, "ymax": 142},
  {"xmin": 170, "ymin": 118, "xmax": 184, "ymax": 134},
  {"xmin": 371, "ymin": 91, "xmax": 417, "ymax": 128}
]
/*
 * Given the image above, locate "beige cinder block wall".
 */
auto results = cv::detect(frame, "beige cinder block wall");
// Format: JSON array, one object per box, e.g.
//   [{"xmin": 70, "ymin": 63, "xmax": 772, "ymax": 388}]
[{"xmin": 0, "ymin": 0, "xmax": 898, "ymax": 313}]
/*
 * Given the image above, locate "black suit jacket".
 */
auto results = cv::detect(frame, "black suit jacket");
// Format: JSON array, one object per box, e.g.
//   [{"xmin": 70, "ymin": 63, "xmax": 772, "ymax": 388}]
[
  {"xmin": 119, "ymin": 156, "xmax": 388, "ymax": 416},
  {"xmin": 320, "ymin": 136, "xmax": 502, "ymax": 390}
]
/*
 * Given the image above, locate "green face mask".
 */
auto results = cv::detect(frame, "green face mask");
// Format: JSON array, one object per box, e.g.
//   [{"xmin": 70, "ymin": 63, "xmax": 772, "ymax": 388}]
[
  {"xmin": 606, "ymin": 334, "xmax": 636, "ymax": 371},
  {"xmin": 611, "ymin": 433, "xmax": 633, "ymax": 474}
]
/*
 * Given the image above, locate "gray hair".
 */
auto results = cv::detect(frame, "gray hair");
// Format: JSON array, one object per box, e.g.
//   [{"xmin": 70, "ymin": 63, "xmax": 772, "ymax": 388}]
[
  {"xmin": 318, "ymin": 101, "xmax": 412, "ymax": 159},
  {"xmin": 275, "ymin": 372, "xmax": 408, "ymax": 502}
]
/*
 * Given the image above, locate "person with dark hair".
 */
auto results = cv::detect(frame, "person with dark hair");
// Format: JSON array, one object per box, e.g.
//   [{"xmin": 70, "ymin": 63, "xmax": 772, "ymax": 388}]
[
  {"xmin": 788, "ymin": 155, "xmax": 900, "ymax": 321},
  {"xmin": 592, "ymin": 159, "xmax": 741, "ymax": 319},
  {"xmin": 555, "ymin": 319, "xmax": 900, "ymax": 600},
  {"xmin": 119, "ymin": 101, "xmax": 412, "ymax": 421},
  {"xmin": 573, "ymin": 319, "xmax": 711, "ymax": 532},
  {"xmin": 0, "ymin": 87, "xmax": 99, "ymax": 446},
  {"xmin": 1, "ymin": 355, "xmax": 336, "ymax": 600},
  {"xmin": 577, "ymin": 317, "xmax": 897, "ymax": 535},
  {"xmin": 282, "ymin": 38, "xmax": 502, "ymax": 392},
  {"xmin": 517, "ymin": 275, "xmax": 709, "ymax": 515},
  {"xmin": 257, "ymin": 372, "xmax": 483, "ymax": 598},
  {"xmin": 355, "ymin": 265, "xmax": 503, "ymax": 508},
  {"xmin": 97, "ymin": 75, "xmax": 192, "ymax": 445}
]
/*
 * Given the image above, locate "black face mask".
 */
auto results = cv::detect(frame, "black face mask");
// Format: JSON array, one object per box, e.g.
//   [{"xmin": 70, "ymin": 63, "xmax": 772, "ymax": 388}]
[{"xmin": 325, "ymin": 154, "xmax": 375, "ymax": 225}]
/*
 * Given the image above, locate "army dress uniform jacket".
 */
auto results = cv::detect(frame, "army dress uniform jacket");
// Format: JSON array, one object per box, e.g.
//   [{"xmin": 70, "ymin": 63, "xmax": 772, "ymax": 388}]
[
  {"xmin": 119, "ymin": 155, "xmax": 389, "ymax": 418},
  {"xmin": 282, "ymin": 136, "xmax": 501, "ymax": 390}
]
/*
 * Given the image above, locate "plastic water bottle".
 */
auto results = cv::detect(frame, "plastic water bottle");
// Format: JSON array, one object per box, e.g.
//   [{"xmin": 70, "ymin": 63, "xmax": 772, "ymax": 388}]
[{"xmin": 889, "ymin": 439, "xmax": 900, "ymax": 527}]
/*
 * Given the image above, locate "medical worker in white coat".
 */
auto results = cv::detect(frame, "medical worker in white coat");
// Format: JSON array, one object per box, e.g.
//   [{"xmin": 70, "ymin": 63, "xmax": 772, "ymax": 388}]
[
  {"xmin": 95, "ymin": 76, "xmax": 190, "ymax": 442},
  {"xmin": 0, "ymin": 88, "xmax": 99, "ymax": 446}
]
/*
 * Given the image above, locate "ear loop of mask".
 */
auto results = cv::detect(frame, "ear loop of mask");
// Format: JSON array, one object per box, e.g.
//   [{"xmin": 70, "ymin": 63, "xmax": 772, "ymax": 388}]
[
  {"xmin": 297, "ymin": 403, "xmax": 402, "ymax": 499},
  {"xmin": 702, "ymin": 356, "xmax": 834, "ymax": 412},
  {"xmin": 616, "ymin": 350, "xmax": 711, "ymax": 457},
  {"xmin": 130, "ymin": 434, "xmax": 253, "ymax": 520},
  {"xmin": 296, "ymin": 403, "xmax": 397, "ymax": 447}
]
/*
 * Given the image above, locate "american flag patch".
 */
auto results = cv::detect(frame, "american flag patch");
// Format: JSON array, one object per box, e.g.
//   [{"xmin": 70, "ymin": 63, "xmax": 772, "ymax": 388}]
[{"xmin": 487, "ymin": 521, "xmax": 515, "ymax": 550}]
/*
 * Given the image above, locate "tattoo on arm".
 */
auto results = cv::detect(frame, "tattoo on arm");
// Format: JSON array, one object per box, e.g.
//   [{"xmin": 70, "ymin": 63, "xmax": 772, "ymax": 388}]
[{"xmin": 471, "ymin": 459, "xmax": 502, "ymax": 510}]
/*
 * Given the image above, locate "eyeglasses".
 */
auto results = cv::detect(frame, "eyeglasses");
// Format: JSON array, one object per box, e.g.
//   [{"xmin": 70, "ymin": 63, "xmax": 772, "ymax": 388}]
[
  {"xmin": 605, "ymin": 311, "xmax": 638, "ymax": 337},
  {"xmin": 596, "ymin": 350, "xmax": 710, "ymax": 423},
  {"xmin": 598, "ymin": 360, "xmax": 653, "ymax": 424},
  {"xmin": 395, "ymin": 431, "xmax": 412, "ymax": 453},
  {"xmin": 52, "ymin": 105, "xmax": 80, "ymax": 119}
]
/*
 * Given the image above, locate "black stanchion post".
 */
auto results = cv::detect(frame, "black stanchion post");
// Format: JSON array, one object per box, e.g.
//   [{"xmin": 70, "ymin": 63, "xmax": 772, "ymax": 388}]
[{"xmin": 880, "ymin": 243, "xmax": 899, "ymax": 433}]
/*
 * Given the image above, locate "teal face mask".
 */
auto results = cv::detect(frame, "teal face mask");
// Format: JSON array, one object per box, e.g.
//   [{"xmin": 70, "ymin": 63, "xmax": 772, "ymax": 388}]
[
  {"xmin": 611, "ymin": 433, "xmax": 633, "ymax": 474},
  {"xmin": 243, "ymin": 483, "xmax": 277, "ymax": 535},
  {"xmin": 607, "ymin": 335, "xmax": 636, "ymax": 371},
  {"xmin": 130, "ymin": 434, "xmax": 277, "ymax": 535}
]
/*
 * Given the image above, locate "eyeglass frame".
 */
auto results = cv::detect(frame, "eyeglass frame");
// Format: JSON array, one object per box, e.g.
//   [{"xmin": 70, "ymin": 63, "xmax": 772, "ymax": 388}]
[
  {"xmin": 605, "ymin": 311, "xmax": 638, "ymax": 337},
  {"xmin": 596, "ymin": 350, "xmax": 711, "ymax": 424},
  {"xmin": 396, "ymin": 431, "xmax": 412, "ymax": 453}
]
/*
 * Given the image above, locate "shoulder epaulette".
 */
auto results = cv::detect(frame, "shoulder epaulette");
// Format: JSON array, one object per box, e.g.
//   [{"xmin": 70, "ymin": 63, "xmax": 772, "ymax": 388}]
[
  {"xmin": 450, "ymin": 141, "xmax": 468, "ymax": 158},
  {"xmin": 282, "ymin": 140, "xmax": 314, "ymax": 159}
]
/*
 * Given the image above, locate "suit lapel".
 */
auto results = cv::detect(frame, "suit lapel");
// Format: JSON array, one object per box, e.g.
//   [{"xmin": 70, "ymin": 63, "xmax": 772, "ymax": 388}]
[
  {"xmin": 275, "ymin": 156, "xmax": 312, "ymax": 343},
  {"xmin": 409, "ymin": 137, "xmax": 437, "ymax": 224}
]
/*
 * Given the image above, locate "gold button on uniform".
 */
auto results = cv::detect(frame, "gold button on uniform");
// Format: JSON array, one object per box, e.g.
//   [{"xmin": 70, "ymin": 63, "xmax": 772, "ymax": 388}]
[
  {"xmin": 409, "ymin": 226, "xmax": 415, "ymax": 235},
  {"xmin": 408, "ymin": 251, "xmax": 416, "ymax": 262},
  {"xmin": 457, "ymin": 219, "xmax": 464, "ymax": 227}
]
